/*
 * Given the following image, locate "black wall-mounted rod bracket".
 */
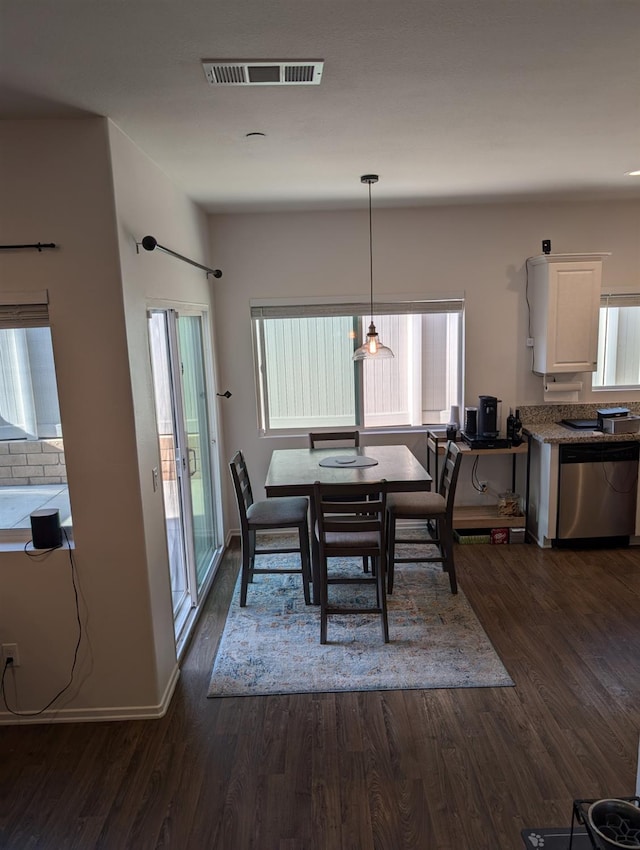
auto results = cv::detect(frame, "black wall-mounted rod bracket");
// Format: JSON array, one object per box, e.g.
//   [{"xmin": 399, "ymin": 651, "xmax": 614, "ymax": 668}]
[
  {"xmin": 136, "ymin": 235, "xmax": 222, "ymax": 279},
  {"xmin": 0, "ymin": 242, "xmax": 57, "ymax": 251}
]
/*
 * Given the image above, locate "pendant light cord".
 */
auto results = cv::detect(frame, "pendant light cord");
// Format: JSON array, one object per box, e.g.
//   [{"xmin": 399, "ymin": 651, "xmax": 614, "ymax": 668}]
[
  {"xmin": 368, "ymin": 179, "xmax": 374, "ymax": 323},
  {"xmin": 353, "ymin": 173, "xmax": 392, "ymax": 360}
]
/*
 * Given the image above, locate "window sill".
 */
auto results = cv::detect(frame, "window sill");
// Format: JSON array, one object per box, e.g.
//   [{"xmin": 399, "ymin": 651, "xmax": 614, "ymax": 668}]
[
  {"xmin": 0, "ymin": 528, "xmax": 74, "ymax": 552},
  {"xmin": 260, "ymin": 425, "xmax": 435, "ymax": 440},
  {"xmin": 592, "ymin": 385, "xmax": 640, "ymax": 393}
]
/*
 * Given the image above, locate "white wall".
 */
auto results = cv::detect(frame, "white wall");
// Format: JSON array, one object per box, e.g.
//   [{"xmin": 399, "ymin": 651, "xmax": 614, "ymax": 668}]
[
  {"xmin": 0, "ymin": 118, "xmax": 216, "ymax": 722},
  {"xmin": 210, "ymin": 200, "xmax": 640, "ymax": 525},
  {"xmin": 107, "ymin": 120, "xmax": 221, "ymax": 695}
]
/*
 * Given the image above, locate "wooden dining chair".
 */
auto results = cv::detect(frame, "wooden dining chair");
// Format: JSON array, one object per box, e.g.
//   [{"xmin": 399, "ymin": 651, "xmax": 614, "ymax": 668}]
[
  {"xmin": 313, "ymin": 480, "xmax": 389, "ymax": 644},
  {"xmin": 229, "ymin": 450, "xmax": 312, "ymax": 606},
  {"xmin": 308, "ymin": 429, "xmax": 371, "ymax": 574},
  {"xmin": 386, "ymin": 440, "xmax": 462, "ymax": 595},
  {"xmin": 308, "ymin": 430, "xmax": 360, "ymax": 448}
]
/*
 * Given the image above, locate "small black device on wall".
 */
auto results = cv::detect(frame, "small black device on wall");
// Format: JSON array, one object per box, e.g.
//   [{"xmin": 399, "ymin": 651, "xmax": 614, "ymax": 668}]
[
  {"xmin": 542, "ymin": 239, "xmax": 551, "ymax": 254},
  {"xmin": 30, "ymin": 508, "xmax": 62, "ymax": 549}
]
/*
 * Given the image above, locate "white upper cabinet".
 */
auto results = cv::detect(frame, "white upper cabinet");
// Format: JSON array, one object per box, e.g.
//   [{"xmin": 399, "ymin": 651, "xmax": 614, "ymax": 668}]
[{"xmin": 528, "ymin": 253, "xmax": 609, "ymax": 375}]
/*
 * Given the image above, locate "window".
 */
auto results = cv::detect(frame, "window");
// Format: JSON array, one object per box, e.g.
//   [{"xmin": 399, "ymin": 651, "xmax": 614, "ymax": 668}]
[
  {"xmin": 252, "ymin": 297, "xmax": 464, "ymax": 433},
  {"xmin": 0, "ymin": 294, "xmax": 72, "ymax": 536},
  {"xmin": 593, "ymin": 294, "xmax": 640, "ymax": 390}
]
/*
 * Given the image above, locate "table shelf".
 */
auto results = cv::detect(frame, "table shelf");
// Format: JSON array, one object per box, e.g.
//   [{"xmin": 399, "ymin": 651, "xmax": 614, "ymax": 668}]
[
  {"xmin": 452, "ymin": 505, "xmax": 525, "ymax": 529},
  {"xmin": 426, "ymin": 430, "xmax": 529, "ymax": 530},
  {"xmin": 426, "ymin": 432, "xmax": 529, "ymax": 460}
]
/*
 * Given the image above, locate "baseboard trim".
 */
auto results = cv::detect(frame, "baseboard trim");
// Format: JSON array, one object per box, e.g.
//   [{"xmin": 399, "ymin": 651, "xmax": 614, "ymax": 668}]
[{"xmin": 0, "ymin": 663, "xmax": 181, "ymax": 725}]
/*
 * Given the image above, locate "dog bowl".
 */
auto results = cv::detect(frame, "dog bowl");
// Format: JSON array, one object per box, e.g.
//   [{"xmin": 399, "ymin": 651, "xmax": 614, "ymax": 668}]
[{"xmin": 587, "ymin": 799, "xmax": 640, "ymax": 848}]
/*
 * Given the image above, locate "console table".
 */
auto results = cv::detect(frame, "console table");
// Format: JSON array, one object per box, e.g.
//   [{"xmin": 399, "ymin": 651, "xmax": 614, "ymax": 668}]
[{"xmin": 426, "ymin": 430, "xmax": 529, "ymax": 530}]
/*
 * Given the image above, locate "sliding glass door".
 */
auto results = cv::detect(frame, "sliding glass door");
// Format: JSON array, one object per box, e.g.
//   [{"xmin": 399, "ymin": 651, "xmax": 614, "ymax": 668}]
[
  {"xmin": 148, "ymin": 308, "xmax": 220, "ymax": 643},
  {"xmin": 177, "ymin": 315, "xmax": 218, "ymax": 590}
]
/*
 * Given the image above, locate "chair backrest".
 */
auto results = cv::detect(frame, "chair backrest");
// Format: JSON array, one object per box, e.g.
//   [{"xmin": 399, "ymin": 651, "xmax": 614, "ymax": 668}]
[
  {"xmin": 308, "ymin": 430, "xmax": 360, "ymax": 449},
  {"xmin": 438, "ymin": 441, "xmax": 463, "ymax": 517},
  {"xmin": 313, "ymin": 480, "xmax": 386, "ymax": 553},
  {"xmin": 229, "ymin": 450, "xmax": 253, "ymax": 529}
]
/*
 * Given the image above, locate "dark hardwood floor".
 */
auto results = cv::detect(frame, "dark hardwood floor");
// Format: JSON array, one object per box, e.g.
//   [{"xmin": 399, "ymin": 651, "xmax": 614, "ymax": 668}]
[{"xmin": 1, "ymin": 539, "xmax": 639, "ymax": 849}]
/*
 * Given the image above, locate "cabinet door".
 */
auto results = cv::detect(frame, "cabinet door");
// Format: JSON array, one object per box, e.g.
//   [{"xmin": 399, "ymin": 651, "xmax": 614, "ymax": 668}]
[
  {"xmin": 531, "ymin": 255, "xmax": 604, "ymax": 375},
  {"xmin": 545, "ymin": 262, "xmax": 601, "ymax": 372}
]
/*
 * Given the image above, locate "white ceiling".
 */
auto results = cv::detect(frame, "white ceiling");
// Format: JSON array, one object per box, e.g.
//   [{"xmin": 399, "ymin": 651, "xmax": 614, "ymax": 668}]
[{"xmin": 2, "ymin": 0, "xmax": 640, "ymax": 213}]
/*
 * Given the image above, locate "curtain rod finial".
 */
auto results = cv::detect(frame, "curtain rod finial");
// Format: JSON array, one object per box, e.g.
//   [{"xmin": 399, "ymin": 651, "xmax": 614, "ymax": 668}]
[{"xmin": 141, "ymin": 235, "xmax": 157, "ymax": 251}]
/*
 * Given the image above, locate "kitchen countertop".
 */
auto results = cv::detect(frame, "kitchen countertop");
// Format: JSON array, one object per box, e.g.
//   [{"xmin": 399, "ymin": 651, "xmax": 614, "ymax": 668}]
[{"xmin": 523, "ymin": 422, "xmax": 640, "ymax": 444}]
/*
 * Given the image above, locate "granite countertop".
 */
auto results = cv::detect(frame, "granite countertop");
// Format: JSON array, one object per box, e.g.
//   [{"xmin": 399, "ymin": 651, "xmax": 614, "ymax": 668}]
[
  {"xmin": 523, "ymin": 421, "xmax": 640, "ymax": 444},
  {"xmin": 519, "ymin": 401, "xmax": 640, "ymax": 444}
]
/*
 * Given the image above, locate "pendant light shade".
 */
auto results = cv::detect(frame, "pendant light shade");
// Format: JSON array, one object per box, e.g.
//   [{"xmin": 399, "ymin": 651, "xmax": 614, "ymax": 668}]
[
  {"xmin": 352, "ymin": 174, "xmax": 394, "ymax": 361},
  {"xmin": 352, "ymin": 321, "xmax": 394, "ymax": 360}
]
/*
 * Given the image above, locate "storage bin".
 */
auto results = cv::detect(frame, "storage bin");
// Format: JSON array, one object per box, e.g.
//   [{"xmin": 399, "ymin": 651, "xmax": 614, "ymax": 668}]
[
  {"xmin": 509, "ymin": 527, "xmax": 526, "ymax": 544},
  {"xmin": 454, "ymin": 529, "xmax": 491, "ymax": 544}
]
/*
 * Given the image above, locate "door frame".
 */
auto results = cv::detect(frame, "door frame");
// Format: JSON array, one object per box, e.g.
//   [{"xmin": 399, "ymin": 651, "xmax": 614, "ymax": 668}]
[{"xmin": 147, "ymin": 299, "xmax": 225, "ymax": 656}]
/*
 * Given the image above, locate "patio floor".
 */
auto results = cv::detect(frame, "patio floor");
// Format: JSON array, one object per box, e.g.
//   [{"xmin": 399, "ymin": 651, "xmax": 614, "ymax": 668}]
[{"xmin": 0, "ymin": 485, "xmax": 72, "ymax": 529}]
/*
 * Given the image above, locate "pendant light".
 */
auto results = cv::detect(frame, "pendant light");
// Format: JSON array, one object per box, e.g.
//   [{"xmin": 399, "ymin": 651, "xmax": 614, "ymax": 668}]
[{"xmin": 352, "ymin": 174, "xmax": 394, "ymax": 360}]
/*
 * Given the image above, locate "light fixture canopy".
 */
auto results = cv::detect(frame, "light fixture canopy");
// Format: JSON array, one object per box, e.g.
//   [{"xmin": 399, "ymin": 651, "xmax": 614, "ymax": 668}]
[{"xmin": 352, "ymin": 174, "xmax": 394, "ymax": 361}]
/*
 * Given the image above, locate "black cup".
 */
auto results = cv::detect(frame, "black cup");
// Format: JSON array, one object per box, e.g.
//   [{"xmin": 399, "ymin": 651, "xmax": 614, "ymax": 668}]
[{"xmin": 465, "ymin": 407, "xmax": 477, "ymax": 435}]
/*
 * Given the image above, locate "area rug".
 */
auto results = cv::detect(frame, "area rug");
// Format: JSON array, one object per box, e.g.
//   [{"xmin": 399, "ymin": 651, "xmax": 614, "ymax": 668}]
[
  {"xmin": 207, "ymin": 538, "xmax": 514, "ymax": 698},
  {"xmin": 521, "ymin": 827, "xmax": 590, "ymax": 848}
]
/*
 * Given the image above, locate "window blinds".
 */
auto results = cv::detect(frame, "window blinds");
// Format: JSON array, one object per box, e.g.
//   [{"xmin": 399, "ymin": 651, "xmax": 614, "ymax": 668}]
[
  {"xmin": 601, "ymin": 293, "xmax": 640, "ymax": 309},
  {"xmin": 0, "ymin": 291, "xmax": 49, "ymax": 328},
  {"xmin": 250, "ymin": 297, "xmax": 464, "ymax": 319}
]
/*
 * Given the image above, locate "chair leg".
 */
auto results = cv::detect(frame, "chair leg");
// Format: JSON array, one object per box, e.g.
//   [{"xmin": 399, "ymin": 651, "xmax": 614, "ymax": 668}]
[
  {"xmin": 377, "ymin": 554, "xmax": 389, "ymax": 643},
  {"xmin": 441, "ymin": 521, "xmax": 458, "ymax": 594},
  {"xmin": 433, "ymin": 521, "xmax": 445, "ymax": 562},
  {"xmin": 320, "ymin": 555, "xmax": 329, "ymax": 644},
  {"xmin": 239, "ymin": 535, "xmax": 251, "ymax": 607},
  {"xmin": 248, "ymin": 529, "xmax": 256, "ymax": 582},
  {"xmin": 387, "ymin": 513, "xmax": 396, "ymax": 594},
  {"xmin": 309, "ymin": 502, "xmax": 321, "ymax": 605},
  {"xmin": 299, "ymin": 522, "xmax": 312, "ymax": 605}
]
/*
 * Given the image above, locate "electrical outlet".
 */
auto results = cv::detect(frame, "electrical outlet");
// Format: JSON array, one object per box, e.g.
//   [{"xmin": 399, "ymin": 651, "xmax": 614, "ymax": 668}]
[
  {"xmin": 479, "ymin": 481, "xmax": 488, "ymax": 493},
  {"xmin": 2, "ymin": 643, "xmax": 20, "ymax": 667}
]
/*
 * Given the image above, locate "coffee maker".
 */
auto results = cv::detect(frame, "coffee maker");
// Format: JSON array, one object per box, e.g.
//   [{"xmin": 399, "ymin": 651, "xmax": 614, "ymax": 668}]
[
  {"xmin": 461, "ymin": 395, "xmax": 509, "ymax": 448},
  {"xmin": 477, "ymin": 395, "xmax": 499, "ymax": 438}
]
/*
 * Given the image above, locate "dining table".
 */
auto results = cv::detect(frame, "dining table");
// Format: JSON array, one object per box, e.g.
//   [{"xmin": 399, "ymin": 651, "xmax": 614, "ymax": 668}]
[{"xmin": 264, "ymin": 444, "xmax": 433, "ymax": 603}]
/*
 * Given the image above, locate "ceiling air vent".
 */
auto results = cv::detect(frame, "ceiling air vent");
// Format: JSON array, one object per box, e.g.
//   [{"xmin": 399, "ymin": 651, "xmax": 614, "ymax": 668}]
[{"xmin": 202, "ymin": 60, "xmax": 324, "ymax": 86}]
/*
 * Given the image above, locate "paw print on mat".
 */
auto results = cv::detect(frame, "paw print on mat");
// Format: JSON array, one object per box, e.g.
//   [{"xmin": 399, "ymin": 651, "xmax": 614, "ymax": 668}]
[{"xmin": 526, "ymin": 834, "xmax": 545, "ymax": 848}]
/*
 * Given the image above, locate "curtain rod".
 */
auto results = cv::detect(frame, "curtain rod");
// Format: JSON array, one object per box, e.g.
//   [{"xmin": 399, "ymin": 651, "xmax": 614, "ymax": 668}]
[
  {"xmin": 0, "ymin": 243, "xmax": 57, "ymax": 251},
  {"xmin": 137, "ymin": 235, "xmax": 222, "ymax": 279}
]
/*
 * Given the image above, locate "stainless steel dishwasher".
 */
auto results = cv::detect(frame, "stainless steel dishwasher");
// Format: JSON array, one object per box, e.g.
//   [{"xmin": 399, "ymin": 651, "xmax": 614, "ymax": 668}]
[{"xmin": 557, "ymin": 441, "xmax": 639, "ymax": 543}]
